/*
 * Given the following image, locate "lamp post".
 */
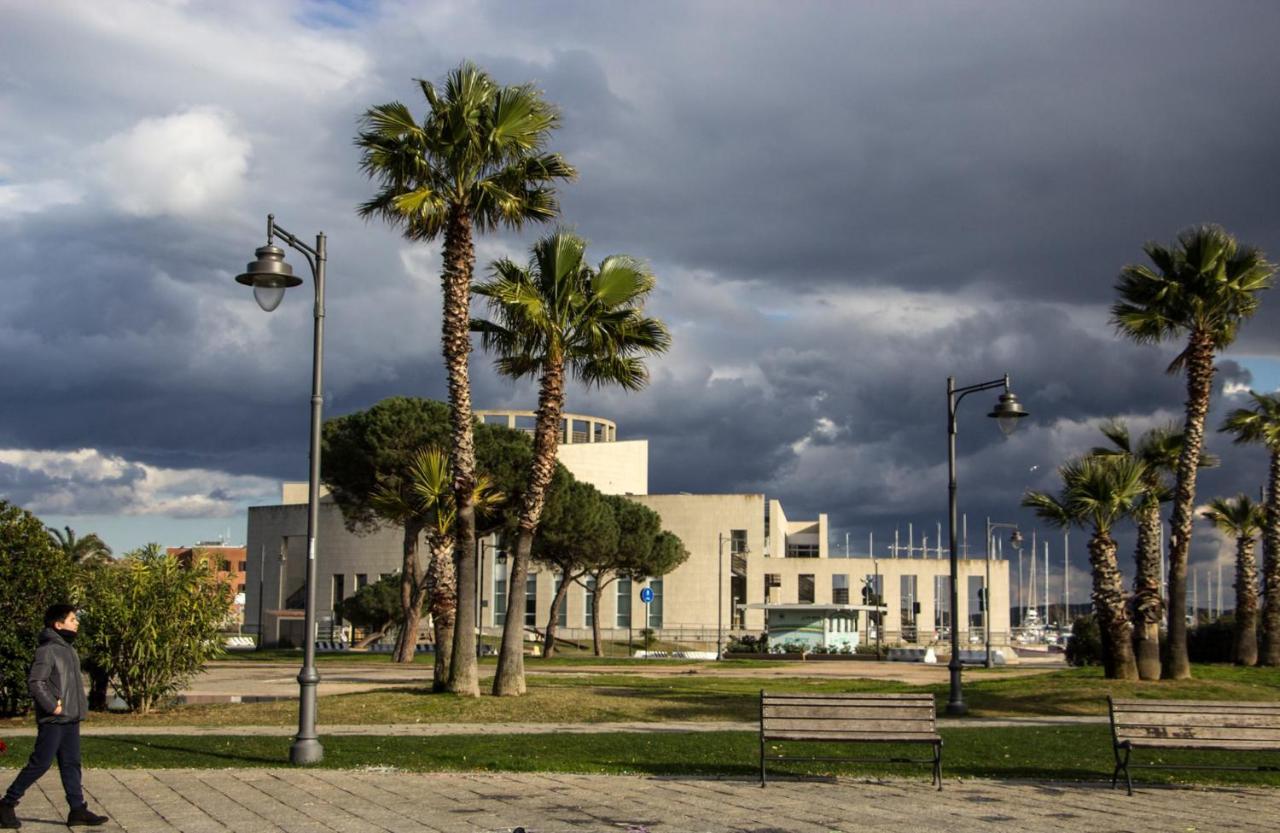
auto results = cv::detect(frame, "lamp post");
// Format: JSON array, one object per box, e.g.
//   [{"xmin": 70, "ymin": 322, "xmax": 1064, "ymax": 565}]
[
  {"xmin": 717, "ymin": 533, "xmax": 726, "ymax": 660},
  {"xmin": 947, "ymin": 374, "xmax": 1028, "ymax": 716},
  {"xmin": 476, "ymin": 538, "xmax": 502, "ymax": 660},
  {"xmin": 235, "ymin": 214, "xmax": 326, "ymax": 765},
  {"xmin": 984, "ymin": 520, "xmax": 1022, "ymax": 668}
]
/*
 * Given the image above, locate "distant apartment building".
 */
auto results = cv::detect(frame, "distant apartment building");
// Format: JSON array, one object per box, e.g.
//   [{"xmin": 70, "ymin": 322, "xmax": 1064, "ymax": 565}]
[
  {"xmin": 244, "ymin": 410, "xmax": 1009, "ymax": 649},
  {"xmin": 167, "ymin": 542, "xmax": 248, "ymax": 623}
]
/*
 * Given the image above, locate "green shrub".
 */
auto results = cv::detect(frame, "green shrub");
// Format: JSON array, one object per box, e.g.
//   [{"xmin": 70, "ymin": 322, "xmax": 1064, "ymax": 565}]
[
  {"xmin": 1065, "ymin": 614, "xmax": 1103, "ymax": 667},
  {"xmin": 79, "ymin": 545, "xmax": 232, "ymax": 714},
  {"xmin": 337, "ymin": 573, "xmax": 403, "ymax": 639},
  {"xmin": 0, "ymin": 501, "xmax": 76, "ymax": 716},
  {"xmin": 1188, "ymin": 616, "xmax": 1235, "ymax": 663}
]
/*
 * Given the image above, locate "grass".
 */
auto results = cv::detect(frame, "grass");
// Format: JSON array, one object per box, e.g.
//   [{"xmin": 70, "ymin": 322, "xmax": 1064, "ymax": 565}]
[
  {"xmin": 3, "ymin": 664, "xmax": 1277, "ymax": 731},
  {"xmin": 2, "ymin": 726, "xmax": 1278, "ymax": 787}
]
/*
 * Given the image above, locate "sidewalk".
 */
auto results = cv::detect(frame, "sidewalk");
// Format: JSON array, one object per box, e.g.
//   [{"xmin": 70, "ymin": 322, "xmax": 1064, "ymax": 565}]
[
  {"xmin": 7, "ymin": 768, "xmax": 1274, "ymax": 832},
  {"xmin": 1, "ymin": 715, "xmax": 1107, "ymax": 737}
]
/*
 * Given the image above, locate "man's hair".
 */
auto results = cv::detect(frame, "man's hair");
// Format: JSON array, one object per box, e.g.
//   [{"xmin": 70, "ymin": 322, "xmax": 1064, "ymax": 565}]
[{"xmin": 44, "ymin": 604, "xmax": 77, "ymax": 627}]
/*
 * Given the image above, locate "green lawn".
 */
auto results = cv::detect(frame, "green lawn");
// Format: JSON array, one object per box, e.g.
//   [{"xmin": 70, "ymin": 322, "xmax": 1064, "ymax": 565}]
[
  {"xmin": 3, "ymin": 664, "xmax": 1277, "ymax": 731},
  {"xmin": 2, "ymin": 726, "xmax": 1278, "ymax": 787}
]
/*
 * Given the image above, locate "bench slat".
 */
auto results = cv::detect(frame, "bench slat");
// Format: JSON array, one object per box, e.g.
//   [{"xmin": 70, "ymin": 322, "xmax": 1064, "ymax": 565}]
[
  {"xmin": 1112, "ymin": 700, "xmax": 1280, "ymax": 713},
  {"xmin": 764, "ymin": 704, "xmax": 934, "ymax": 717},
  {"xmin": 763, "ymin": 698, "xmax": 935, "ymax": 709},
  {"xmin": 1121, "ymin": 737, "xmax": 1280, "ymax": 751},
  {"xmin": 765, "ymin": 730, "xmax": 940, "ymax": 743},
  {"xmin": 1113, "ymin": 713, "xmax": 1280, "ymax": 730},
  {"xmin": 764, "ymin": 718, "xmax": 938, "ymax": 733},
  {"xmin": 763, "ymin": 692, "xmax": 933, "ymax": 701},
  {"xmin": 1117, "ymin": 726, "xmax": 1280, "ymax": 742}
]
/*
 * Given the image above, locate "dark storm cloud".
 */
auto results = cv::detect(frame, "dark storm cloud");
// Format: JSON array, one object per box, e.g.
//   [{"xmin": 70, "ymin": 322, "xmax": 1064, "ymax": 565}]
[{"xmin": 3, "ymin": 1, "xmax": 1280, "ymax": 583}]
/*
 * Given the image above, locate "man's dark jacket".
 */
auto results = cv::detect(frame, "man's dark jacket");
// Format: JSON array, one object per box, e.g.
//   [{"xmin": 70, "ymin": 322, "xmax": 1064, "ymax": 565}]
[{"xmin": 28, "ymin": 627, "xmax": 86, "ymax": 724}]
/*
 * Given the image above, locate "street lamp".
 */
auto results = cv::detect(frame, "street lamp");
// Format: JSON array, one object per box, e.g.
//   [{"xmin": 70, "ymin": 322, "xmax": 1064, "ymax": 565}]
[
  {"xmin": 984, "ymin": 521, "xmax": 1022, "ymax": 668},
  {"xmin": 947, "ymin": 374, "xmax": 1028, "ymax": 716},
  {"xmin": 235, "ymin": 214, "xmax": 326, "ymax": 765},
  {"xmin": 476, "ymin": 538, "xmax": 503, "ymax": 660}
]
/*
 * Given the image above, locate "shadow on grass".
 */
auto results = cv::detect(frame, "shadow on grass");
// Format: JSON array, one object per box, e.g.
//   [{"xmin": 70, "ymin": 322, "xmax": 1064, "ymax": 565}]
[{"xmin": 91, "ymin": 736, "xmax": 283, "ymax": 766}]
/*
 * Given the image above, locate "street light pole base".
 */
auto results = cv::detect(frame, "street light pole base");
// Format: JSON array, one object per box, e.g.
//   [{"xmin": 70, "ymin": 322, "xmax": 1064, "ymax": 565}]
[
  {"xmin": 945, "ymin": 701, "xmax": 968, "ymax": 717},
  {"xmin": 289, "ymin": 738, "xmax": 324, "ymax": 765}
]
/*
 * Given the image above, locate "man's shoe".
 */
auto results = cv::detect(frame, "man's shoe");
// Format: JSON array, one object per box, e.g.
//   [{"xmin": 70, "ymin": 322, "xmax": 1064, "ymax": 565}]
[
  {"xmin": 0, "ymin": 800, "xmax": 20, "ymax": 829},
  {"xmin": 65, "ymin": 807, "xmax": 107, "ymax": 827}
]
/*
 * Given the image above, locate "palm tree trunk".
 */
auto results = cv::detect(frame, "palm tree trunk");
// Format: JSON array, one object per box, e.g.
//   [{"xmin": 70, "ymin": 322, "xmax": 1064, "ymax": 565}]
[
  {"xmin": 1089, "ymin": 530, "xmax": 1138, "ymax": 680},
  {"xmin": 542, "ymin": 572, "xmax": 572, "ymax": 658},
  {"xmin": 494, "ymin": 360, "xmax": 567, "ymax": 696},
  {"xmin": 1132, "ymin": 496, "xmax": 1163, "ymax": 680},
  {"xmin": 1261, "ymin": 451, "xmax": 1280, "ymax": 666},
  {"xmin": 1165, "ymin": 330, "xmax": 1215, "ymax": 680},
  {"xmin": 441, "ymin": 207, "xmax": 481, "ymax": 697},
  {"xmin": 394, "ymin": 522, "xmax": 424, "ymax": 663},
  {"xmin": 1233, "ymin": 533, "xmax": 1260, "ymax": 666},
  {"xmin": 426, "ymin": 536, "xmax": 457, "ymax": 691}
]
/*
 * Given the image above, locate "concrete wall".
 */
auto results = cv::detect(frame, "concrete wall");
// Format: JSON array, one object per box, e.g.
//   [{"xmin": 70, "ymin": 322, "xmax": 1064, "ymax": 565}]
[{"xmin": 555, "ymin": 440, "xmax": 648, "ymax": 496}]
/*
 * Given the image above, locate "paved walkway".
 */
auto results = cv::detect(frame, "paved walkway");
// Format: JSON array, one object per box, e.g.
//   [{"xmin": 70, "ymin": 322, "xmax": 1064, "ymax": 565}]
[
  {"xmin": 6, "ymin": 769, "xmax": 1273, "ymax": 832},
  {"xmin": 2, "ymin": 715, "xmax": 1106, "ymax": 737}
]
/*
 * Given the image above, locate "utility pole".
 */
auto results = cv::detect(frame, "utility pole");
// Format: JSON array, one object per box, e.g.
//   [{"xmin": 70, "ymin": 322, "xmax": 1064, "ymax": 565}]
[{"xmin": 1063, "ymin": 531, "xmax": 1070, "ymax": 623}]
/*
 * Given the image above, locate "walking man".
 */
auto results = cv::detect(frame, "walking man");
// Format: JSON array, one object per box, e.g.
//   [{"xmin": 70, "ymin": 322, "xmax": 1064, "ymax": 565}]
[{"xmin": 0, "ymin": 605, "xmax": 108, "ymax": 828}]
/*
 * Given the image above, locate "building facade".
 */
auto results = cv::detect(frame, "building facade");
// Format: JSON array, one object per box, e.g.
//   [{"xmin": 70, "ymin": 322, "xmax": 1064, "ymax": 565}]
[{"xmin": 244, "ymin": 410, "xmax": 1010, "ymax": 649}]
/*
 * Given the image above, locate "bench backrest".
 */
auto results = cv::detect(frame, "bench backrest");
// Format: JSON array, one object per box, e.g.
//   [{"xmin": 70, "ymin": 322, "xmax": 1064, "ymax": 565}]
[
  {"xmin": 761, "ymin": 691, "xmax": 938, "ymax": 741},
  {"xmin": 1109, "ymin": 698, "xmax": 1280, "ymax": 748}
]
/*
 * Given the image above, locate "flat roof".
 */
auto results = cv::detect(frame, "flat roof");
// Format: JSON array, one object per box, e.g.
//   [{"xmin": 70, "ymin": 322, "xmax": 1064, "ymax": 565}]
[{"xmin": 741, "ymin": 603, "xmax": 887, "ymax": 612}]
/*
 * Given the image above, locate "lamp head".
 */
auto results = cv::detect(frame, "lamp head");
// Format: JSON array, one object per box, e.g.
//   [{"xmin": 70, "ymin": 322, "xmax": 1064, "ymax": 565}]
[
  {"xmin": 988, "ymin": 389, "xmax": 1029, "ymax": 436},
  {"xmin": 235, "ymin": 244, "xmax": 303, "ymax": 312},
  {"xmin": 1009, "ymin": 529, "xmax": 1024, "ymax": 548}
]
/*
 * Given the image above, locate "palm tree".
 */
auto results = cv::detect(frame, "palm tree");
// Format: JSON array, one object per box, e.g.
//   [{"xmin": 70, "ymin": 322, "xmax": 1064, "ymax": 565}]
[
  {"xmin": 1111, "ymin": 224, "xmax": 1275, "ymax": 679},
  {"xmin": 1023, "ymin": 455, "xmax": 1147, "ymax": 680},
  {"xmin": 472, "ymin": 229, "xmax": 671, "ymax": 695},
  {"xmin": 47, "ymin": 526, "xmax": 112, "ymax": 567},
  {"xmin": 1091, "ymin": 421, "xmax": 1216, "ymax": 679},
  {"xmin": 1220, "ymin": 392, "xmax": 1280, "ymax": 665},
  {"xmin": 371, "ymin": 448, "xmax": 502, "ymax": 685},
  {"xmin": 1201, "ymin": 494, "xmax": 1265, "ymax": 666},
  {"xmin": 355, "ymin": 62, "xmax": 576, "ymax": 695}
]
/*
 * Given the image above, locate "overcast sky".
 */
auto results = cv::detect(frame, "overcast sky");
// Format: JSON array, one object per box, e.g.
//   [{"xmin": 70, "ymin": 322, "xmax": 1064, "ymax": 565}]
[{"xmin": 3, "ymin": 1, "xmax": 1279, "ymax": 602}]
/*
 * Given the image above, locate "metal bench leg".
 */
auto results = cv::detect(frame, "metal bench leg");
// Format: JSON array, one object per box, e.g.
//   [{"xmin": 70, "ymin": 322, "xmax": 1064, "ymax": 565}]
[
  {"xmin": 1111, "ymin": 744, "xmax": 1123, "ymax": 790},
  {"xmin": 1122, "ymin": 748, "xmax": 1133, "ymax": 796},
  {"xmin": 760, "ymin": 735, "xmax": 767, "ymax": 788},
  {"xmin": 934, "ymin": 743, "xmax": 943, "ymax": 791}
]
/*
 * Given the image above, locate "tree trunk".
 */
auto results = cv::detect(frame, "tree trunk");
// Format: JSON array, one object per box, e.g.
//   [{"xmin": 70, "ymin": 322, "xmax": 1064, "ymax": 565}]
[
  {"xmin": 425, "ymin": 537, "xmax": 457, "ymax": 691},
  {"xmin": 394, "ymin": 521, "xmax": 425, "ymax": 663},
  {"xmin": 1090, "ymin": 530, "xmax": 1138, "ymax": 680},
  {"xmin": 1132, "ymin": 495, "xmax": 1163, "ymax": 680},
  {"xmin": 86, "ymin": 660, "xmax": 109, "ymax": 712},
  {"xmin": 494, "ymin": 360, "xmax": 567, "ymax": 696},
  {"xmin": 440, "ymin": 207, "xmax": 480, "ymax": 697},
  {"xmin": 1261, "ymin": 452, "xmax": 1280, "ymax": 666},
  {"xmin": 543, "ymin": 572, "xmax": 573, "ymax": 658},
  {"xmin": 1234, "ymin": 533, "xmax": 1260, "ymax": 666},
  {"xmin": 1164, "ymin": 330, "xmax": 1215, "ymax": 680},
  {"xmin": 591, "ymin": 574, "xmax": 606, "ymax": 656}
]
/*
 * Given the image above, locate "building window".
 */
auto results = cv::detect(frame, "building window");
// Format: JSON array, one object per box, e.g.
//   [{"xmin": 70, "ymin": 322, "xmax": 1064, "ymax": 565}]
[
  {"xmin": 786, "ymin": 542, "xmax": 820, "ymax": 558},
  {"xmin": 832, "ymin": 574, "xmax": 849, "ymax": 605},
  {"xmin": 900, "ymin": 575, "xmax": 919, "ymax": 624},
  {"xmin": 555, "ymin": 575, "xmax": 567, "ymax": 628},
  {"xmin": 494, "ymin": 572, "xmax": 507, "ymax": 627},
  {"xmin": 331, "ymin": 574, "xmax": 345, "ymax": 610},
  {"xmin": 356, "ymin": 574, "xmax": 368, "ymax": 591},
  {"xmin": 237, "ymin": 583, "xmax": 245, "ymax": 594},
  {"xmin": 730, "ymin": 529, "xmax": 748, "ymax": 555},
  {"xmin": 798, "ymin": 574, "xmax": 815, "ymax": 604},
  {"xmin": 969, "ymin": 575, "xmax": 986, "ymax": 628},
  {"xmin": 764, "ymin": 573, "xmax": 781, "ymax": 604},
  {"xmin": 647, "ymin": 579, "xmax": 664, "ymax": 628},
  {"xmin": 616, "ymin": 578, "xmax": 632, "ymax": 627},
  {"xmin": 525, "ymin": 574, "xmax": 537, "ymax": 627},
  {"xmin": 584, "ymin": 577, "xmax": 596, "ymax": 628},
  {"xmin": 934, "ymin": 575, "xmax": 951, "ymax": 630},
  {"xmin": 219, "ymin": 558, "xmax": 232, "ymax": 572},
  {"xmin": 238, "ymin": 561, "xmax": 247, "ymax": 572}
]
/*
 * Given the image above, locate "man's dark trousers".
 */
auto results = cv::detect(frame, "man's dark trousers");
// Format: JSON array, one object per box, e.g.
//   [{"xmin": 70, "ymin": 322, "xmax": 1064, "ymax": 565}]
[{"xmin": 3, "ymin": 722, "xmax": 84, "ymax": 810}]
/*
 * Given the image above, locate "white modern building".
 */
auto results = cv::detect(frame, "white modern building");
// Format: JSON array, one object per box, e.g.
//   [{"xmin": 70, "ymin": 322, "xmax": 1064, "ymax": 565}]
[{"xmin": 244, "ymin": 409, "xmax": 1010, "ymax": 651}]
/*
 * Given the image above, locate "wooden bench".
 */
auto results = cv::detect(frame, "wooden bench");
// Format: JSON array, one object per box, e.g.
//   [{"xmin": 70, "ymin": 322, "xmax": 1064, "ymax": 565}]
[
  {"xmin": 1108, "ymin": 696, "xmax": 1280, "ymax": 794},
  {"xmin": 759, "ymin": 691, "xmax": 942, "ymax": 788}
]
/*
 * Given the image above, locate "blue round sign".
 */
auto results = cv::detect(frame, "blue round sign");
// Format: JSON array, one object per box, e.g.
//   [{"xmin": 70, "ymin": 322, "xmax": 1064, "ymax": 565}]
[{"xmin": 640, "ymin": 587, "xmax": 654, "ymax": 604}]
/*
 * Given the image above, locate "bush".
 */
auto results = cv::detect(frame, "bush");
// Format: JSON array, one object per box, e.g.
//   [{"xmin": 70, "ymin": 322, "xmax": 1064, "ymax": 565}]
[
  {"xmin": 726, "ymin": 634, "xmax": 764, "ymax": 653},
  {"xmin": 1065, "ymin": 614, "xmax": 1103, "ymax": 667},
  {"xmin": 1188, "ymin": 616, "xmax": 1235, "ymax": 663},
  {"xmin": 0, "ymin": 501, "xmax": 76, "ymax": 716},
  {"xmin": 337, "ymin": 573, "xmax": 403, "ymax": 638},
  {"xmin": 79, "ymin": 545, "xmax": 232, "ymax": 714}
]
